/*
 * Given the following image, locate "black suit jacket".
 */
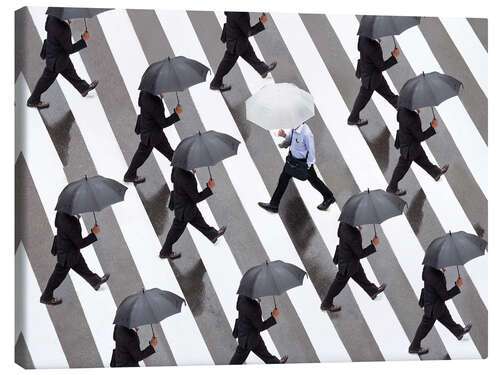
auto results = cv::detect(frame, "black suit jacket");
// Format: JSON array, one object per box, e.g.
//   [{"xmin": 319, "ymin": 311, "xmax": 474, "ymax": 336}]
[
  {"xmin": 137, "ymin": 91, "xmax": 180, "ymax": 147},
  {"xmin": 54, "ymin": 211, "xmax": 97, "ymax": 267},
  {"xmin": 396, "ymin": 107, "xmax": 436, "ymax": 160},
  {"xmin": 235, "ymin": 295, "xmax": 276, "ymax": 349},
  {"xmin": 171, "ymin": 167, "xmax": 213, "ymax": 222},
  {"xmin": 112, "ymin": 325, "xmax": 155, "ymax": 367},
  {"xmin": 358, "ymin": 36, "xmax": 397, "ymax": 90},
  {"xmin": 44, "ymin": 16, "xmax": 87, "ymax": 73},
  {"xmin": 337, "ymin": 222, "xmax": 376, "ymax": 265},
  {"xmin": 421, "ymin": 266, "xmax": 460, "ymax": 318},
  {"xmin": 223, "ymin": 12, "xmax": 265, "ymax": 55}
]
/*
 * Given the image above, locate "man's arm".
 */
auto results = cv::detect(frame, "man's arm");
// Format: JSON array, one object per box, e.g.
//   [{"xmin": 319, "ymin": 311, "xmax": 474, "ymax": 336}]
[
  {"xmin": 349, "ymin": 230, "xmax": 375, "ymax": 259},
  {"xmin": 183, "ymin": 174, "xmax": 213, "ymax": 204},
  {"xmin": 56, "ymin": 30, "xmax": 87, "ymax": 55},
  {"xmin": 126, "ymin": 338, "xmax": 155, "ymax": 363},
  {"xmin": 68, "ymin": 226, "xmax": 97, "ymax": 250},
  {"xmin": 371, "ymin": 44, "xmax": 397, "ymax": 72},
  {"xmin": 235, "ymin": 14, "xmax": 265, "ymax": 37},
  {"xmin": 153, "ymin": 105, "xmax": 180, "ymax": 129},
  {"xmin": 303, "ymin": 129, "xmax": 316, "ymax": 168},
  {"xmin": 249, "ymin": 310, "xmax": 276, "ymax": 333},
  {"xmin": 409, "ymin": 114, "xmax": 436, "ymax": 142}
]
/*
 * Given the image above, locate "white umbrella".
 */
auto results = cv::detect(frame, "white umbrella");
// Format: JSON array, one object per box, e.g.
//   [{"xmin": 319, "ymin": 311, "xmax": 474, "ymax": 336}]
[{"xmin": 245, "ymin": 83, "xmax": 315, "ymax": 130}]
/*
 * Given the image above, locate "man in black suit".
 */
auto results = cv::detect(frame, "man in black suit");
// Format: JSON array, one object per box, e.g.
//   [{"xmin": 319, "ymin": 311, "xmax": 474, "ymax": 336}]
[
  {"xmin": 347, "ymin": 36, "xmax": 399, "ymax": 126},
  {"xmin": 27, "ymin": 16, "xmax": 98, "ymax": 109},
  {"xmin": 409, "ymin": 266, "xmax": 472, "ymax": 355},
  {"xmin": 124, "ymin": 91, "xmax": 183, "ymax": 184},
  {"xmin": 229, "ymin": 295, "xmax": 288, "ymax": 364},
  {"xmin": 40, "ymin": 212, "xmax": 109, "ymax": 305},
  {"xmin": 159, "ymin": 168, "xmax": 226, "ymax": 259},
  {"xmin": 386, "ymin": 108, "xmax": 449, "ymax": 196},
  {"xmin": 320, "ymin": 223, "xmax": 386, "ymax": 312},
  {"xmin": 111, "ymin": 325, "xmax": 157, "ymax": 367},
  {"xmin": 210, "ymin": 12, "xmax": 277, "ymax": 92}
]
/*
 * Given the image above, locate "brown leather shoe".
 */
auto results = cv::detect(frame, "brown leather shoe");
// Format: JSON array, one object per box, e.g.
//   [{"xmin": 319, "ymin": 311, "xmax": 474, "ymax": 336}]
[
  {"xmin": 27, "ymin": 100, "xmax": 49, "ymax": 109},
  {"xmin": 81, "ymin": 80, "xmax": 99, "ymax": 97},
  {"xmin": 261, "ymin": 62, "xmax": 277, "ymax": 78},
  {"xmin": 258, "ymin": 202, "xmax": 279, "ymax": 213},
  {"xmin": 279, "ymin": 354, "xmax": 288, "ymax": 364},
  {"xmin": 210, "ymin": 83, "xmax": 231, "ymax": 92},
  {"xmin": 457, "ymin": 323, "xmax": 472, "ymax": 340},
  {"xmin": 386, "ymin": 188, "xmax": 407, "ymax": 196},
  {"xmin": 159, "ymin": 251, "xmax": 182, "ymax": 260},
  {"xmin": 40, "ymin": 296, "xmax": 62, "ymax": 305},
  {"xmin": 211, "ymin": 226, "xmax": 227, "ymax": 244},
  {"xmin": 347, "ymin": 118, "xmax": 368, "ymax": 126},
  {"xmin": 434, "ymin": 164, "xmax": 449, "ymax": 181},
  {"xmin": 371, "ymin": 283, "xmax": 387, "ymax": 300},
  {"xmin": 124, "ymin": 175, "xmax": 146, "ymax": 184},
  {"xmin": 408, "ymin": 346, "xmax": 429, "ymax": 355},
  {"xmin": 93, "ymin": 273, "xmax": 110, "ymax": 291},
  {"xmin": 320, "ymin": 304, "xmax": 341, "ymax": 312}
]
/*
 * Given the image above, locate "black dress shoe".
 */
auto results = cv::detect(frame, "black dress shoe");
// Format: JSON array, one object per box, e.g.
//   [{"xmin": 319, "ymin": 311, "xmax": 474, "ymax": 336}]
[
  {"xmin": 408, "ymin": 346, "xmax": 429, "ymax": 355},
  {"xmin": 320, "ymin": 304, "xmax": 341, "ymax": 312},
  {"xmin": 457, "ymin": 323, "xmax": 472, "ymax": 340},
  {"xmin": 211, "ymin": 226, "xmax": 227, "ymax": 244},
  {"xmin": 40, "ymin": 296, "xmax": 62, "ymax": 305},
  {"xmin": 317, "ymin": 196, "xmax": 336, "ymax": 211},
  {"xmin": 27, "ymin": 100, "xmax": 50, "ymax": 109},
  {"xmin": 279, "ymin": 354, "xmax": 288, "ymax": 364},
  {"xmin": 386, "ymin": 188, "xmax": 406, "ymax": 196},
  {"xmin": 93, "ymin": 273, "xmax": 110, "ymax": 291},
  {"xmin": 347, "ymin": 118, "xmax": 368, "ymax": 126},
  {"xmin": 258, "ymin": 202, "xmax": 278, "ymax": 213},
  {"xmin": 81, "ymin": 80, "xmax": 99, "ymax": 97},
  {"xmin": 434, "ymin": 164, "xmax": 449, "ymax": 181},
  {"xmin": 371, "ymin": 283, "xmax": 387, "ymax": 300},
  {"xmin": 261, "ymin": 62, "xmax": 277, "ymax": 78},
  {"xmin": 160, "ymin": 251, "xmax": 182, "ymax": 260},
  {"xmin": 210, "ymin": 83, "xmax": 232, "ymax": 92},
  {"xmin": 124, "ymin": 175, "xmax": 146, "ymax": 184}
]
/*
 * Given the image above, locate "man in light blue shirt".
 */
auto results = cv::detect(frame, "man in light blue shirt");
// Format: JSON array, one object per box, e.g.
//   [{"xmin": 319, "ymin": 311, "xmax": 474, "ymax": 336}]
[{"xmin": 258, "ymin": 123, "xmax": 335, "ymax": 212}]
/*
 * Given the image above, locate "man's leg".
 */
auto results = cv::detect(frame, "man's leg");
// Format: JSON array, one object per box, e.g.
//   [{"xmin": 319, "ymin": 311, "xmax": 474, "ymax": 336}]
[
  {"xmin": 229, "ymin": 345, "xmax": 251, "ymax": 365},
  {"xmin": 210, "ymin": 50, "xmax": 239, "ymax": 88},
  {"xmin": 59, "ymin": 61, "xmax": 90, "ymax": 94},
  {"xmin": 350, "ymin": 262, "xmax": 379, "ymax": 297},
  {"xmin": 240, "ymin": 44, "xmax": 270, "ymax": 76},
  {"xmin": 307, "ymin": 165, "xmax": 334, "ymax": 199},
  {"xmin": 348, "ymin": 86, "xmax": 373, "ymax": 124},
  {"xmin": 154, "ymin": 137, "xmax": 175, "ymax": 162},
  {"xmin": 375, "ymin": 76, "xmax": 399, "ymax": 109},
  {"xmin": 409, "ymin": 314, "xmax": 436, "ymax": 351},
  {"xmin": 437, "ymin": 306, "xmax": 465, "ymax": 338},
  {"xmin": 269, "ymin": 168, "xmax": 293, "ymax": 208},
  {"xmin": 71, "ymin": 254, "xmax": 102, "ymax": 288},
  {"xmin": 160, "ymin": 218, "xmax": 188, "ymax": 257},
  {"xmin": 124, "ymin": 142, "xmax": 153, "ymax": 180},
  {"xmin": 27, "ymin": 67, "xmax": 58, "ymax": 105},
  {"xmin": 321, "ymin": 267, "xmax": 350, "ymax": 308},
  {"xmin": 189, "ymin": 208, "xmax": 219, "ymax": 241},
  {"xmin": 413, "ymin": 147, "xmax": 442, "ymax": 180},
  {"xmin": 387, "ymin": 155, "xmax": 412, "ymax": 193},
  {"xmin": 40, "ymin": 263, "xmax": 70, "ymax": 302},
  {"xmin": 252, "ymin": 337, "xmax": 280, "ymax": 364}
]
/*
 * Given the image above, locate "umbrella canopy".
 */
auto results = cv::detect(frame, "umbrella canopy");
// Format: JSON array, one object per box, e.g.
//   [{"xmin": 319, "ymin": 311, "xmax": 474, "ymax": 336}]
[
  {"xmin": 245, "ymin": 83, "xmax": 315, "ymax": 130},
  {"xmin": 138, "ymin": 56, "xmax": 210, "ymax": 98},
  {"xmin": 398, "ymin": 71, "xmax": 463, "ymax": 111},
  {"xmin": 339, "ymin": 189, "xmax": 406, "ymax": 234},
  {"xmin": 422, "ymin": 231, "xmax": 487, "ymax": 270},
  {"xmin": 171, "ymin": 130, "xmax": 240, "ymax": 176},
  {"xmin": 237, "ymin": 260, "xmax": 307, "ymax": 301},
  {"xmin": 55, "ymin": 175, "xmax": 127, "ymax": 223},
  {"xmin": 358, "ymin": 15, "xmax": 421, "ymax": 39},
  {"xmin": 113, "ymin": 288, "xmax": 185, "ymax": 331},
  {"xmin": 46, "ymin": 7, "xmax": 113, "ymax": 20}
]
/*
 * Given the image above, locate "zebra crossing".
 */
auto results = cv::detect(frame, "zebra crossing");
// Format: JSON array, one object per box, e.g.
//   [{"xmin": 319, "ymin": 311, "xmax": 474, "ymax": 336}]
[{"xmin": 15, "ymin": 6, "xmax": 488, "ymax": 368}]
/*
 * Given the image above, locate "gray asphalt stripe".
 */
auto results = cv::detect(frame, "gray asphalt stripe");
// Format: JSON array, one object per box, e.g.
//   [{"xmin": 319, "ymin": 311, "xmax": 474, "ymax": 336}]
[
  {"xmin": 419, "ymin": 17, "xmax": 487, "ymax": 143},
  {"xmin": 304, "ymin": 14, "xmax": 487, "ymax": 358},
  {"xmin": 356, "ymin": 15, "xmax": 488, "ymax": 245},
  {"xmin": 467, "ymin": 18, "xmax": 488, "ymax": 51},
  {"xmin": 257, "ymin": 12, "xmax": 447, "ymax": 360},
  {"xmin": 15, "ymin": 155, "xmax": 102, "ymax": 368},
  {"xmin": 17, "ymin": 9, "xmax": 177, "ymax": 367},
  {"xmin": 188, "ymin": 10, "xmax": 384, "ymax": 362},
  {"xmin": 70, "ymin": 13, "xmax": 235, "ymax": 364},
  {"xmin": 15, "ymin": 333, "xmax": 35, "ymax": 369},
  {"xmin": 126, "ymin": 9, "xmax": 318, "ymax": 364}
]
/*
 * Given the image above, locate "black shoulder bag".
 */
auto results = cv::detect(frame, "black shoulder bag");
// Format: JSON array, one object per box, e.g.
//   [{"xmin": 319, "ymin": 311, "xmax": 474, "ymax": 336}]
[{"xmin": 283, "ymin": 129, "xmax": 309, "ymax": 181}]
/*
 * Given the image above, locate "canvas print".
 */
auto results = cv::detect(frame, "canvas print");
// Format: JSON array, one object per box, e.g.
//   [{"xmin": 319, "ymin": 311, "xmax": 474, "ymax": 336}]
[{"xmin": 14, "ymin": 6, "xmax": 488, "ymax": 369}]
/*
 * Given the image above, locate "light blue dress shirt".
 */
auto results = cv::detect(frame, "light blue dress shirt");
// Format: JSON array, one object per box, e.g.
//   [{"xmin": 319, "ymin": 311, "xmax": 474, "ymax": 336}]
[{"xmin": 285, "ymin": 123, "xmax": 316, "ymax": 168}]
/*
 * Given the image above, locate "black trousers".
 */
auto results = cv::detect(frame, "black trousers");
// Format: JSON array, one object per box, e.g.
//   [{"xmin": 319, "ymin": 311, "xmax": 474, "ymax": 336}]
[
  {"xmin": 125, "ymin": 138, "xmax": 174, "ymax": 179},
  {"xmin": 270, "ymin": 165, "xmax": 333, "ymax": 207},
  {"xmin": 211, "ymin": 44, "xmax": 268, "ymax": 87},
  {"xmin": 348, "ymin": 76, "xmax": 398, "ymax": 122},
  {"xmin": 41, "ymin": 254, "xmax": 100, "ymax": 300},
  {"xmin": 322, "ymin": 261, "xmax": 378, "ymax": 306},
  {"xmin": 161, "ymin": 208, "xmax": 218, "ymax": 255},
  {"xmin": 28, "ymin": 61, "xmax": 89, "ymax": 104},
  {"xmin": 410, "ymin": 305, "xmax": 464, "ymax": 349},
  {"xmin": 229, "ymin": 337, "xmax": 280, "ymax": 364},
  {"xmin": 387, "ymin": 145, "xmax": 441, "ymax": 192}
]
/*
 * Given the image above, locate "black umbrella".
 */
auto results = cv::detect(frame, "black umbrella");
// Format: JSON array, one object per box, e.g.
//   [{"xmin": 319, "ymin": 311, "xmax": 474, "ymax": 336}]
[
  {"xmin": 237, "ymin": 260, "xmax": 307, "ymax": 308},
  {"xmin": 55, "ymin": 175, "xmax": 127, "ymax": 225},
  {"xmin": 398, "ymin": 71, "xmax": 463, "ymax": 119},
  {"xmin": 171, "ymin": 130, "xmax": 240, "ymax": 179},
  {"xmin": 338, "ymin": 188, "xmax": 406, "ymax": 236},
  {"xmin": 358, "ymin": 15, "xmax": 421, "ymax": 48},
  {"xmin": 138, "ymin": 56, "xmax": 210, "ymax": 104},
  {"xmin": 46, "ymin": 7, "xmax": 113, "ymax": 32},
  {"xmin": 422, "ymin": 231, "xmax": 487, "ymax": 278},
  {"xmin": 113, "ymin": 288, "xmax": 186, "ymax": 337}
]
